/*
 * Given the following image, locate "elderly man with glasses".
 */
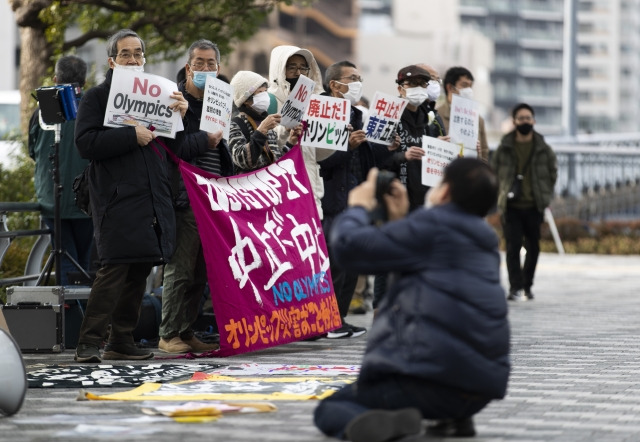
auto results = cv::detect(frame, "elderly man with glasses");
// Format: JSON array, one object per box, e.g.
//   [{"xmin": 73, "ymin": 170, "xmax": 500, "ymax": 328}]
[
  {"xmin": 74, "ymin": 29, "xmax": 190, "ymax": 363},
  {"xmin": 158, "ymin": 39, "xmax": 234, "ymax": 354}
]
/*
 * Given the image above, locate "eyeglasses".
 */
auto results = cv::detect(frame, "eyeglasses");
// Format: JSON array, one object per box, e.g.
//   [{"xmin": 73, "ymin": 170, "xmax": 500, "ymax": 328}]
[
  {"xmin": 402, "ymin": 79, "xmax": 429, "ymax": 88},
  {"xmin": 339, "ymin": 75, "xmax": 363, "ymax": 83},
  {"xmin": 286, "ymin": 64, "xmax": 310, "ymax": 74},
  {"xmin": 190, "ymin": 60, "xmax": 218, "ymax": 71},
  {"xmin": 515, "ymin": 116, "xmax": 533, "ymax": 122},
  {"xmin": 114, "ymin": 51, "xmax": 144, "ymax": 61}
]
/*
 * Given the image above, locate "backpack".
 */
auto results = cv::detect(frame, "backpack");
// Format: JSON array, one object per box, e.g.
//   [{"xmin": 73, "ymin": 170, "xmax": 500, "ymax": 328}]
[{"xmin": 72, "ymin": 164, "xmax": 91, "ymax": 216}]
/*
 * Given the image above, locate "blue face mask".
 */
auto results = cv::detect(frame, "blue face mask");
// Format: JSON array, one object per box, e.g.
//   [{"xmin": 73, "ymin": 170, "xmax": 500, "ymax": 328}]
[{"xmin": 192, "ymin": 70, "xmax": 217, "ymax": 89}]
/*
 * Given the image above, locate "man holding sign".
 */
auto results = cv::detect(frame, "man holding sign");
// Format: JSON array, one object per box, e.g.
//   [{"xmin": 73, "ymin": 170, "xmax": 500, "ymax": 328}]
[
  {"xmin": 159, "ymin": 39, "xmax": 234, "ymax": 355},
  {"xmin": 74, "ymin": 29, "xmax": 189, "ymax": 363}
]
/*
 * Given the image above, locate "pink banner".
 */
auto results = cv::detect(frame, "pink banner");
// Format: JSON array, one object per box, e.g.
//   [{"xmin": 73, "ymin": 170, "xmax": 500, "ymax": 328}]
[{"xmin": 179, "ymin": 147, "xmax": 340, "ymax": 356}]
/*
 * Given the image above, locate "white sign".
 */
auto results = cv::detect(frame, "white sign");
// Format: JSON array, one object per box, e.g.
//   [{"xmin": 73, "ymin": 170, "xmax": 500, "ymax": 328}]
[
  {"xmin": 421, "ymin": 135, "xmax": 460, "ymax": 187},
  {"xmin": 104, "ymin": 69, "xmax": 183, "ymax": 138},
  {"xmin": 449, "ymin": 94, "xmax": 480, "ymax": 157},
  {"xmin": 300, "ymin": 94, "xmax": 350, "ymax": 151},
  {"xmin": 280, "ymin": 74, "xmax": 316, "ymax": 129},
  {"xmin": 200, "ymin": 76, "xmax": 233, "ymax": 140},
  {"xmin": 363, "ymin": 91, "xmax": 408, "ymax": 146}
]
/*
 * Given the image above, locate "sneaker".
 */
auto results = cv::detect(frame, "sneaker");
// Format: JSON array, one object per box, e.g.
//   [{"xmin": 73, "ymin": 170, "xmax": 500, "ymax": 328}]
[
  {"xmin": 74, "ymin": 344, "xmax": 101, "ymax": 363},
  {"xmin": 507, "ymin": 290, "xmax": 522, "ymax": 301},
  {"xmin": 159, "ymin": 337, "xmax": 191, "ymax": 354},
  {"xmin": 102, "ymin": 342, "xmax": 154, "ymax": 360},
  {"xmin": 345, "ymin": 408, "xmax": 422, "ymax": 442},
  {"xmin": 426, "ymin": 417, "xmax": 476, "ymax": 438},
  {"xmin": 326, "ymin": 324, "xmax": 353, "ymax": 339},
  {"xmin": 345, "ymin": 322, "xmax": 367, "ymax": 338},
  {"xmin": 181, "ymin": 335, "xmax": 220, "ymax": 352},
  {"xmin": 524, "ymin": 289, "xmax": 534, "ymax": 300}
]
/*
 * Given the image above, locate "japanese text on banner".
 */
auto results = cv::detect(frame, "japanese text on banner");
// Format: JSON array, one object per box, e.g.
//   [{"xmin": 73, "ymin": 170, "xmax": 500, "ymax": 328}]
[
  {"xmin": 449, "ymin": 94, "xmax": 479, "ymax": 157},
  {"xmin": 200, "ymin": 76, "xmax": 233, "ymax": 140},
  {"xmin": 421, "ymin": 135, "xmax": 461, "ymax": 187},
  {"xmin": 301, "ymin": 94, "xmax": 350, "ymax": 151},
  {"xmin": 363, "ymin": 91, "xmax": 408, "ymax": 146}
]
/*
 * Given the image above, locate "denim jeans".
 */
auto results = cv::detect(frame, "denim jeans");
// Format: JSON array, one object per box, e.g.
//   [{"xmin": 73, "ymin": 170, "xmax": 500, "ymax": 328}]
[
  {"xmin": 314, "ymin": 376, "xmax": 490, "ymax": 439},
  {"xmin": 44, "ymin": 217, "xmax": 94, "ymax": 286}
]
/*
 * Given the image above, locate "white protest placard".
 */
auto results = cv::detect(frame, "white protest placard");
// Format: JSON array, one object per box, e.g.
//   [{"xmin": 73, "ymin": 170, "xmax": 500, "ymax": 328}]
[
  {"xmin": 280, "ymin": 74, "xmax": 316, "ymax": 129},
  {"xmin": 104, "ymin": 69, "xmax": 183, "ymax": 138},
  {"xmin": 421, "ymin": 135, "xmax": 461, "ymax": 187},
  {"xmin": 200, "ymin": 75, "xmax": 233, "ymax": 140},
  {"xmin": 300, "ymin": 94, "xmax": 350, "ymax": 151},
  {"xmin": 363, "ymin": 91, "xmax": 408, "ymax": 145},
  {"xmin": 449, "ymin": 94, "xmax": 480, "ymax": 157}
]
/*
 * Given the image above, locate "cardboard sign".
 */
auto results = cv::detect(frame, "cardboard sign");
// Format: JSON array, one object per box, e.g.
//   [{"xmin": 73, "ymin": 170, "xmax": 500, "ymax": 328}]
[
  {"xmin": 280, "ymin": 75, "xmax": 316, "ymax": 129},
  {"xmin": 104, "ymin": 69, "xmax": 183, "ymax": 138},
  {"xmin": 449, "ymin": 94, "xmax": 480, "ymax": 157},
  {"xmin": 363, "ymin": 91, "xmax": 408, "ymax": 145},
  {"xmin": 200, "ymin": 76, "xmax": 233, "ymax": 140},
  {"xmin": 180, "ymin": 147, "xmax": 341, "ymax": 356},
  {"xmin": 421, "ymin": 135, "xmax": 460, "ymax": 187},
  {"xmin": 301, "ymin": 94, "xmax": 350, "ymax": 151}
]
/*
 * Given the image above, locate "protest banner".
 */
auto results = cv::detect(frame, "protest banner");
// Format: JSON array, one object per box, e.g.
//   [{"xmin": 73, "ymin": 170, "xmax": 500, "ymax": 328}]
[
  {"xmin": 200, "ymin": 76, "xmax": 233, "ymax": 140},
  {"xmin": 280, "ymin": 75, "xmax": 316, "ymax": 129},
  {"xmin": 421, "ymin": 135, "xmax": 460, "ymax": 187},
  {"xmin": 301, "ymin": 94, "xmax": 350, "ymax": 151},
  {"xmin": 179, "ymin": 147, "xmax": 341, "ymax": 356},
  {"xmin": 362, "ymin": 91, "xmax": 408, "ymax": 145},
  {"xmin": 449, "ymin": 94, "xmax": 480, "ymax": 157},
  {"xmin": 104, "ymin": 69, "xmax": 183, "ymax": 138}
]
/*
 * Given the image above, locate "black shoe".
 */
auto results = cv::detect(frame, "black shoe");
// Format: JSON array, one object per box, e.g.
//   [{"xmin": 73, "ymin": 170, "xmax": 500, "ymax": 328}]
[
  {"xmin": 426, "ymin": 417, "xmax": 476, "ymax": 438},
  {"xmin": 524, "ymin": 289, "xmax": 534, "ymax": 300},
  {"xmin": 74, "ymin": 344, "xmax": 102, "ymax": 363},
  {"xmin": 326, "ymin": 324, "xmax": 353, "ymax": 339},
  {"xmin": 345, "ymin": 322, "xmax": 367, "ymax": 338},
  {"xmin": 102, "ymin": 342, "xmax": 154, "ymax": 360},
  {"xmin": 507, "ymin": 290, "xmax": 522, "ymax": 301},
  {"xmin": 346, "ymin": 408, "xmax": 422, "ymax": 442}
]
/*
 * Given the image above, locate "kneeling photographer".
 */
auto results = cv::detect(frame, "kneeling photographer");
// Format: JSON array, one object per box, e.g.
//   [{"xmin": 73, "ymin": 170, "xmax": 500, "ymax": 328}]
[{"xmin": 314, "ymin": 158, "xmax": 511, "ymax": 442}]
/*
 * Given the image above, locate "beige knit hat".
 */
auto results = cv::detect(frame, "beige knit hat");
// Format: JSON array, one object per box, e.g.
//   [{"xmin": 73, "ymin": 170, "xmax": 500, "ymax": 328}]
[{"xmin": 231, "ymin": 71, "xmax": 268, "ymax": 107}]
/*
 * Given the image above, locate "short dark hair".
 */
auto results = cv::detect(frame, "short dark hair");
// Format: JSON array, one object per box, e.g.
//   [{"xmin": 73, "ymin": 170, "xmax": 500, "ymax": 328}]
[
  {"xmin": 187, "ymin": 39, "xmax": 221, "ymax": 64},
  {"xmin": 443, "ymin": 157, "xmax": 497, "ymax": 217},
  {"xmin": 511, "ymin": 103, "xmax": 535, "ymax": 119},
  {"xmin": 324, "ymin": 60, "xmax": 356, "ymax": 91},
  {"xmin": 443, "ymin": 66, "xmax": 474, "ymax": 90},
  {"xmin": 55, "ymin": 55, "xmax": 87, "ymax": 87},
  {"xmin": 107, "ymin": 29, "xmax": 145, "ymax": 58}
]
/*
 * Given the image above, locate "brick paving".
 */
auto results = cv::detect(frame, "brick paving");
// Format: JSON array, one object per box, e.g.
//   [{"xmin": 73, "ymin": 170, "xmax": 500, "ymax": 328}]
[{"xmin": 1, "ymin": 252, "xmax": 640, "ymax": 441}]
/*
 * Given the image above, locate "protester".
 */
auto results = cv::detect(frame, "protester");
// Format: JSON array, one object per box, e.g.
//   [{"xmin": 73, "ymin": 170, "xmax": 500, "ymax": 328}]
[
  {"xmin": 319, "ymin": 60, "xmax": 397, "ymax": 338},
  {"xmin": 313, "ymin": 158, "xmax": 510, "ymax": 442},
  {"xmin": 28, "ymin": 55, "xmax": 94, "ymax": 286},
  {"xmin": 158, "ymin": 39, "xmax": 233, "ymax": 354},
  {"xmin": 229, "ymin": 70, "xmax": 301, "ymax": 173},
  {"xmin": 492, "ymin": 103, "xmax": 557, "ymax": 301},
  {"xmin": 437, "ymin": 66, "xmax": 489, "ymax": 161},
  {"xmin": 267, "ymin": 45, "xmax": 334, "ymax": 218},
  {"xmin": 416, "ymin": 63, "xmax": 447, "ymax": 137},
  {"xmin": 73, "ymin": 29, "xmax": 189, "ymax": 362}
]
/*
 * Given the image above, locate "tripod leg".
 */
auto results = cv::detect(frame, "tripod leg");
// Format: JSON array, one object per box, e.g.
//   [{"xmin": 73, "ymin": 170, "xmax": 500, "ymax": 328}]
[{"xmin": 36, "ymin": 252, "xmax": 56, "ymax": 286}]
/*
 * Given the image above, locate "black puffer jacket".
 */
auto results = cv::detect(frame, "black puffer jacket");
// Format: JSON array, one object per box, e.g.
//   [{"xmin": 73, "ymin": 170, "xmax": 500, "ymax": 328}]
[{"xmin": 75, "ymin": 69, "xmax": 189, "ymax": 264}]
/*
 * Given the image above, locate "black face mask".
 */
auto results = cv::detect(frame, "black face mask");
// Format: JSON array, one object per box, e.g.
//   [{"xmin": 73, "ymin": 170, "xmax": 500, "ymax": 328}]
[
  {"xmin": 516, "ymin": 123, "xmax": 533, "ymax": 135},
  {"xmin": 286, "ymin": 77, "xmax": 299, "ymax": 90}
]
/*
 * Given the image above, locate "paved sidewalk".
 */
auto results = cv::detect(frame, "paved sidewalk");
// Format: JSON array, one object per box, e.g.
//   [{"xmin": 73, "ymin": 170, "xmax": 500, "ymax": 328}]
[{"xmin": 2, "ymin": 252, "xmax": 640, "ymax": 441}]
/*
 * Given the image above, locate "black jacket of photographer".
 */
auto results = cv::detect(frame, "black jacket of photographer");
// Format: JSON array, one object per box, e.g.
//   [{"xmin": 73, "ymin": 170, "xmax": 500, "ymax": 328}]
[
  {"xmin": 318, "ymin": 98, "xmax": 393, "ymax": 218},
  {"xmin": 381, "ymin": 103, "xmax": 437, "ymax": 211},
  {"xmin": 74, "ymin": 68, "xmax": 195, "ymax": 265},
  {"xmin": 170, "ymin": 80, "xmax": 234, "ymax": 210}
]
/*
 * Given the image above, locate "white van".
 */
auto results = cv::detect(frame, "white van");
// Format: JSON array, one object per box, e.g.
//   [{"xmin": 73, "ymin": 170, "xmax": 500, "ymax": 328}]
[{"xmin": 0, "ymin": 90, "xmax": 22, "ymax": 169}]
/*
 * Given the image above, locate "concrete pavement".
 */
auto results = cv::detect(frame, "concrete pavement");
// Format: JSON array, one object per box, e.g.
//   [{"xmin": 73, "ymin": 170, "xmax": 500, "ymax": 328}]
[{"xmin": 2, "ymin": 252, "xmax": 640, "ymax": 441}]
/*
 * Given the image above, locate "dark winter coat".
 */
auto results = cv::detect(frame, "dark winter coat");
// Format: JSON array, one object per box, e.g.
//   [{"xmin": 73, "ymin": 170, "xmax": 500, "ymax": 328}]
[
  {"xmin": 331, "ymin": 203, "xmax": 511, "ymax": 399},
  {"xmin": 74, "ymin": 69, "xmax": 189, "ymax": 265}
]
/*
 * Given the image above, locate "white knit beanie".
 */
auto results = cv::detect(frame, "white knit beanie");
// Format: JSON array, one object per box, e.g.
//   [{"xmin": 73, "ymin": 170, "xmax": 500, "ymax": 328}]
[{"xmin": 231, "ymin": 71, "xmax": 268, "ymax": 108}]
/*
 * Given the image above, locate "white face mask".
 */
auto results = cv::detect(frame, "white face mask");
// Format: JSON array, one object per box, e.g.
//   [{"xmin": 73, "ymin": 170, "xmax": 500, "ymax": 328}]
[
  {"xmin": 404, "ymin": 86, "xmax": 429, "ymax": 106},
  {"xmin": 457, "ymin": 87, "xmax": 474, "ymax": 100},
  {"xmin": 337, "ymin": 81, "xmax": 363, "ymax": 105},
  {"xmin": 426, "ymin": 80, "xmax": 441, "ymax": 102},
  {"xmin": 250, "ymin": 91, "xmax": 270, "ymax": 114},
  {"xmin": 114, "ymin": 63, "xmax": 145, "ymax": 73}
]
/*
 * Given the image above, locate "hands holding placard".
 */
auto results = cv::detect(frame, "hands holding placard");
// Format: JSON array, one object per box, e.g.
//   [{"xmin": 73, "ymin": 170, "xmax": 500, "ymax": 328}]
[
  {"xmin": 208, "ymin": 130, "xmax": 223, "ymax": 150},
  {"xmin": 169, "ymin": 91, "xmax": 188, "ymax": 118},
  {"xmin": 347, "ymin": 125, "xmax": 367, "ymax": 150},
  {"xmin": 257, "ymin": 114, "xmax": 283, "ymax": 135},
  {"xmin": 287, "ymin": 124, "xmax": 303, "ymax": 146}
]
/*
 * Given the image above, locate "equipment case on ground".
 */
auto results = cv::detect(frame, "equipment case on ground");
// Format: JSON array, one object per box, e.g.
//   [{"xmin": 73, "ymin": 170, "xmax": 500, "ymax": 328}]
[{"xmin": 0, "ymin": 303, "xmax": 64, "ymax": 352}]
